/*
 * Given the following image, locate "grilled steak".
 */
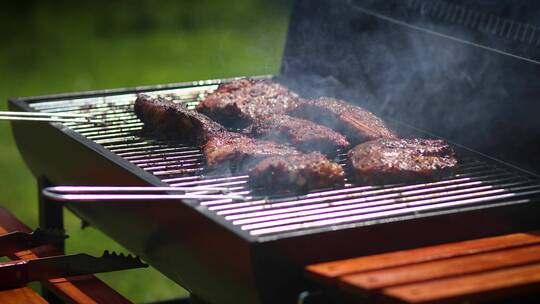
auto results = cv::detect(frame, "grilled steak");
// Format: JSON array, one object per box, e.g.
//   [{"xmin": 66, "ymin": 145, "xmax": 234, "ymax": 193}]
[
  {"xmin": 348, "ymin": 138, "xmax": 458, "ymax": 184},
  {"xmin": 289, "ymin": 97, "xmax": 398, "ymax": 144},
  {"xmin": 244, "ymin": 114, "xmax": 350, "ymax": 154},
  {"xmin": 135, "ymin": 94, "xmax": 345, "ymax": 190},
  {"xmin": 135, "ymin": 94, "xmax": 224, "ymax": 145},
  {"xmin": 202, "ymin": 132, "xmax": 301, "ymax": 169},
  {"xmin": 196, "ymin": 78, "xmax": 300, "ymax": 128},
  {"xmin": 250, "ymin": 153, "xmax": 345, "ymax": 191},
  {"xmin": 197, "ymin": 79, "xmax": 396, "ymax": 146}
]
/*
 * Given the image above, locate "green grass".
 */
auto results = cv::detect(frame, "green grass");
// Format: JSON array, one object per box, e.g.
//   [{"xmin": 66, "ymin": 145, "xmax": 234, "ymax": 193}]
[{"xmin": 0, "ymin": 1, "xmax": 290, "ymax": 302}]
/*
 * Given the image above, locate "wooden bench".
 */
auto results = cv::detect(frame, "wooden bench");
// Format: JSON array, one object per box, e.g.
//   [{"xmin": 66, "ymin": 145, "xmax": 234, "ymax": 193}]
[
  {"xmin": 0, "ymin": 207, "xmax": 132, "ymax": 304},
  {"xmin": 306, "ymin": 231, "xmax": 540, "ymax": 303}
]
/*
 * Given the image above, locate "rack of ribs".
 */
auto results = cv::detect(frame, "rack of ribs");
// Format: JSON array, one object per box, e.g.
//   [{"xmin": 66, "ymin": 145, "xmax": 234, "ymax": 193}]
[
  {"xmin": 135, "ymin": 94, "xmax": 345, "ymax": 191},
  {"xmin": 348, "ymin": 138, "xmax": 458, "ymax": 184}
]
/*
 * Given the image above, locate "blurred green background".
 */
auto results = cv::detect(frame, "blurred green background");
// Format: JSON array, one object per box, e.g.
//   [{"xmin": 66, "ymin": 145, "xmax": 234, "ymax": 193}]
[{"xmin": 0, "ymin": 0, "xmax": 291, "ymax": 302}]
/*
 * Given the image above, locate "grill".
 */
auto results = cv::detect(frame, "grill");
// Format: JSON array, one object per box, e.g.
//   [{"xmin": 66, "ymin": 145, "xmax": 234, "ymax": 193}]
[
  {"xmin": 16, "ymin": 81, "xmax": 540, "ymax": 238},
  {"xmin": 8, "ymin": 0, "xmax": 540, "ymax": 303},
  {"xmin": 9, "ymin": 79, "xmax": 540, "ymax": 303}
]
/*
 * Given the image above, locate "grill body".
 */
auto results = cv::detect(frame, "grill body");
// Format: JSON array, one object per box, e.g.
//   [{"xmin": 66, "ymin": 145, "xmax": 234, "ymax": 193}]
[{"xmin": 9, "ymin": 78, "xmax": 540, "ymax": 304}]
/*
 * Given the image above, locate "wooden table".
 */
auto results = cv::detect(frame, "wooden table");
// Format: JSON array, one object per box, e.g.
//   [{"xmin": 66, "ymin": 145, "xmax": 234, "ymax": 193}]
[{"xmin": 306, "ymin": 231, "xmax": 540, "ymax": 303}]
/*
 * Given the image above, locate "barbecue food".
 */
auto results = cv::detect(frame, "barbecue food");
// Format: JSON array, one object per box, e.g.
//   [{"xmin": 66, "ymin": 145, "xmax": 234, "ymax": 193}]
[
  {"xmin": 250, "ymin": 153, "xmax": 345, "ymax": 191},
  {"xmin": 196, "ymin": 78, "xmax": 300, "ymax": 128},
  {"xmin": 244, "ymin": 114, "xmax": 350, "ymax": 154},
  {"xmin": 348, "ymin": 138, "xmax": 458, "ymax": 184},
  {"xmin": 135, "ymin": 94, "xmax": 345, "ymax": 190},
  {"xmin": 289, "ymin": 97, "xmax": 398, "ymax": 144},
  {"xmin": 197, "ymin": 78, "xmax": 396, "ymax": 146},
  {"xmin": 202, "ymin": 132, "xmax": 301, "ymax": 169},
  {"xmin": 135, "ymin": 94, "xmax": 299, "ymax": 168},
  {"xmin": 135, "ymin": 94, "xmax": 225, "ymax": 144}
]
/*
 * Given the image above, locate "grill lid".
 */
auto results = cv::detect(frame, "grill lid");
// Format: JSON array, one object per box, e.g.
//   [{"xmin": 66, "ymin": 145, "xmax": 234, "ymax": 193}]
[{"xmin": 281, "ymin": 0, "xmax": 540, "ymax": 174}]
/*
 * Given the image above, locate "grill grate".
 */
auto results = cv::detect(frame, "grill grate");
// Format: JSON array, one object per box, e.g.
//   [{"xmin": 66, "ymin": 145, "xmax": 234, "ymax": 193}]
[{"xmin": 27, "ymin": 84, "xmax": 540, "ymax": 238}]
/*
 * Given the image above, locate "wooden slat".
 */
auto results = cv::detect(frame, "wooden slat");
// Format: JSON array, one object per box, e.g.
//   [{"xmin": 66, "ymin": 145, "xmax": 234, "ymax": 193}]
[
  {"xmin": 340, "ymin": 243, "xmax": 540, "ymax": 292},
  {"xmin": 0, "ymin": 287, "xmax": 48, "ymax": 304},
  {"xmin": 0, "ymin": 207, "xmax": 132, "ymax": 304},
  {"xmin": 383, "ymin": 262, "xmax": 540, "ymax": 304},
  {"xmin": 306, "ymin": 231, "xmax": 540, "ymax": 286}
]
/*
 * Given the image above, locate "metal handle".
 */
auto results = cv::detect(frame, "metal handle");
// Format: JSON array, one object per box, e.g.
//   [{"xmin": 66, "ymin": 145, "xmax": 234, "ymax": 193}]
[
  {"xmin": 0, "ymin": 111, "xmax": 105, "ymax": 124},
  {"xmin": 42, "ymin": 186, "xmax": 246, "ymax": 202}
]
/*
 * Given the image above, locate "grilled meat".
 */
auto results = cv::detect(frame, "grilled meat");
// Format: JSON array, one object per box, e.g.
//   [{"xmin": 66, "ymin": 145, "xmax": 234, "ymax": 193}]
[
  {"xmin": 197, "ymin": 79, "xmax": 396, "ymax": 146},
  {"xmin": 250, "ymin": 153, "xmax": 345, "ymax": 191},
  {"xmin": 135, "ymin": 94, "xmax": 345, "ymax": 190},
  {"xmin": 244, "ymin": 114, "xmax": 350, "ymax": 154},
  {"xmin": 348, "ymin": 138, "xmax": 458, "ymax": 184},
  {"xmin": 134, "ymin": 94, "xmax": 225, "ymax": 145},
  {"xmin": 289, "ymin": 97, "xmax": 398, "ymax": 144},
  {"xmin": 202, "ymin": 132, "xmax": 301, "ymax": 169},
  {"xmin": 135, "ymin": 94, "xmax": 300, "ymax": 168},
  {"xmin": 196, "ymin": 78, "xmax": 301, "ymax": 128},
  {"xmin": 197, "ymin": 79, "xmax": 351, "ymax": 153}
]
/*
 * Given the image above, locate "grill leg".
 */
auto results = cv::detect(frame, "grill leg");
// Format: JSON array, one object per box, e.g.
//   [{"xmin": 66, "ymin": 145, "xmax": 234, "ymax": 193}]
[
  {"xmin": 38, "ymin": 177, "xmax": 65, "ymax": 252},
  {"xmin": 37, "ymin": 177, "xmax": 65, "ymax": 303}
]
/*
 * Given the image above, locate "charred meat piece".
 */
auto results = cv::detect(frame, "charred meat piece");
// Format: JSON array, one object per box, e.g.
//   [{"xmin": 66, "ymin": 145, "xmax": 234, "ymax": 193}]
[
  {"xmin": 197, "ymin": 78, "xmax": 301, "ymax": 128},
  {"xmin": 244, "ymin": 114, "xmax": 350, "ymax": 154},
  {"xmin": 348, "ymin": 138, "xmax": 458, "ymax": 184},
  {"xmin": 135, "ymin": 94, "xmax": 224, "ymax": 145},
  {"xmin": 250, "ymin": 153, "xmax": 345, "ymax": 192},
  {"xmin": 135, "ymin": 94, "xmax": 300, "ymax": 169},
  {"xmin": 202, "ymin": 132, "xmax": 301, "ymax": 169},
  {"xmin": 289, "ymin": 97, "xmax": 398, "ymax": 144},
  {"xmin": 135, "ymin": 94, "xmax": 345, "ymax": 191}
]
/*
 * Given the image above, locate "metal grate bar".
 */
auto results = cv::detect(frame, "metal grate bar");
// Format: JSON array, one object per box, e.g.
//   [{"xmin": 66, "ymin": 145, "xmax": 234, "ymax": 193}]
[
  {"xmin": 249, "ymin": 189, "xmax": 540, "ymax": 236},
  {"xmin": 231, "ymin": 181, "xmax": 534, "ymax": 226},
  {"xmin": 210, "ymin": 172, "xmax": 520, "ymax": 215}
]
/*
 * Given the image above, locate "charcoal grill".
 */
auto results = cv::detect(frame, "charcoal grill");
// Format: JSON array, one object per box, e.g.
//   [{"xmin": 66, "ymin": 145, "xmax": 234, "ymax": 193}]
[{"xmin": 8, "ymin": 0, "xmax": 540, "ymax": 303}]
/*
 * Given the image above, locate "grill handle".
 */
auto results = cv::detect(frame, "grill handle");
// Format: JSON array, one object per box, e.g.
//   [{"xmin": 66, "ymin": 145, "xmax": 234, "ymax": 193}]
[
  {"xmin": 0, "ymin": 111, "xmax": 105, "ymax": 124},
  {"xmin": 42, "ymin": 186, "xmax": 246, "ymax": 202}
]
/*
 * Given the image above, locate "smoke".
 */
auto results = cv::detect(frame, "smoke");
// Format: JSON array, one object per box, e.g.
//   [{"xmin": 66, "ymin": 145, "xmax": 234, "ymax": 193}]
[{"xmin": 279, "ymin": 0, "xmax": 540, "ymax": 171}]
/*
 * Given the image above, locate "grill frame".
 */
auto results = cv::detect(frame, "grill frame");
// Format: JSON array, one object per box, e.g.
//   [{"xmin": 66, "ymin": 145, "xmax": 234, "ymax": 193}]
[{"xmin": 9, "ymin": 76, "xmax": 540, "ymax": 304}]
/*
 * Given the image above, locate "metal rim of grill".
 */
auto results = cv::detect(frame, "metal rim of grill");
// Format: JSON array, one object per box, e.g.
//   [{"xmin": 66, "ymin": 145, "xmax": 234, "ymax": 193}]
[{"xmin": 24, "ymin": 79, "xmax": 540, "ymax": 240}]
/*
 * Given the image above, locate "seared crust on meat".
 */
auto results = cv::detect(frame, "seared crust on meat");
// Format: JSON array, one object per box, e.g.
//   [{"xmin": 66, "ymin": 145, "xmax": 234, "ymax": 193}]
[
  {"xmin": 135, "ymin": 94, "xmax": 345, "ymax": 191},
  {"xmin": 348, "ymin": 138, "xmax": 458, "ymax": 184},
  {"xmin": 135, "ymin": 94, "xmax": 224, "ymax": 144},
  {"xmin": 245, "ymin": 114, "xmax": 350, "ymax": 153},
  {"xmin": 135, "ymin": 94, "xmax": 300, "ymax": 169},
  {"xmin": 197, "ymin": 79, "xmax": 301, "ymax": 128},
  {"xmin": 203, "ymin": 132, "xmax": 300, "ymax": 169},
  {"xmin": 249, "ymin": 153, "xmax": 345, "ymax": 192},
  {"xmin": 289, "ymin": 97, "xmax": 398, "ymax": 144}
]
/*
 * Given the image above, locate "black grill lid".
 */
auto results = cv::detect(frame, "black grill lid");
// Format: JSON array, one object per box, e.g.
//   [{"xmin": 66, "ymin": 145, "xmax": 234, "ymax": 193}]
[{"xmin": 281, "ymin": 0, "xmax": 540, "ymax": 174}]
